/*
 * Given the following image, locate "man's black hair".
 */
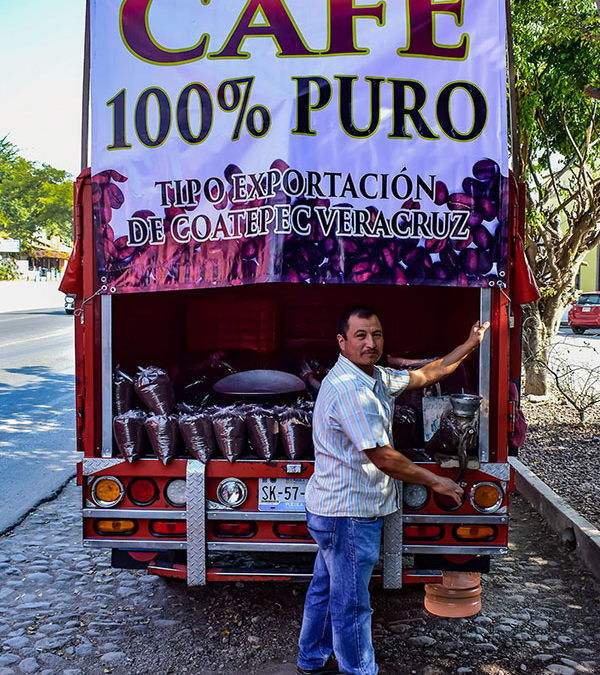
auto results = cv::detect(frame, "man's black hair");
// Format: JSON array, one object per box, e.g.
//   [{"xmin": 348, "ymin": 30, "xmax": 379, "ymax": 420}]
[{"xmin": 337, "ymin": 305, "xmax": 378, "ymax": 339}]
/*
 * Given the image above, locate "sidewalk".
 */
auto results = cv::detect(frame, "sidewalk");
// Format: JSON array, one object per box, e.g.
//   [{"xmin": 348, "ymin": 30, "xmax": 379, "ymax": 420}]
[{"xmin": 0, "ymin": 279, "xmax": 65, "ymax": 313}]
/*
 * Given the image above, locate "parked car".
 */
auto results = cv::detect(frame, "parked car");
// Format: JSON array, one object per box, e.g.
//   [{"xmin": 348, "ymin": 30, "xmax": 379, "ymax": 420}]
[
  {"xmin": 64, "ymin": 294, "xmax": 76, "ymax": 315},
  {"xmin": 568, "ymin": 292, "xmax": 600, "ymax": 334}
]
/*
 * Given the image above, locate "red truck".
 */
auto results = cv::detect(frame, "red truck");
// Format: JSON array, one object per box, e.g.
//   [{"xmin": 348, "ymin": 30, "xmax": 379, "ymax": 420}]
[
  {"xmin": 62, "ymin": 1, "xmax": 535, "ymax": 590},
  {"xmin": 64, "ymin": 170, "xmax": 530, "ymax": 587}
]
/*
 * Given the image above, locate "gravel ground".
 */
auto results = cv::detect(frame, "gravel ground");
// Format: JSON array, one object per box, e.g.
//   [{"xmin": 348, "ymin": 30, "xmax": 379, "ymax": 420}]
[
  {"xmin": 2, "ymin": 393, "xmax": 600, "ymax": 674},
  {"xmin": 518, "ymin": 398, "xmax": 600, "ymax": 530},
  {"xmin": 1, "ymin": 481, "xmax": 599, "ymax": 675}
]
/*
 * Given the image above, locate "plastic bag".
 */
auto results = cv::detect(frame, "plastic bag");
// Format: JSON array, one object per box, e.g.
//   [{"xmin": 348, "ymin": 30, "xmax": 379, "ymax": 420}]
[
  {"xmin": 297, "ymin": 399, "xmax": 314, "ymax": 417},
  {"xmin": 145, "ymin": 414, "xmax": 180, "ymax": 465},
  {"xmin": 300, "ymin": 359, "xmax": 330, "ymax": 394},
  {"xmin": 279, "ymin": 408, "xmax": 313, "ymax": 459},
  {"xmin": 246, "ymin": 406, "xmax": 280, "ymax": 462},
  {"xmin": 179, "ymin": 408, "xmax": 217, "ymax": 463},
  {"xmin": 182, "ymin": 352, "xmax": 236, "ymax": 405},
  {"xmin": 113, "ymin": 366, "xmax": 134, "ymax": 415},
  {"xmin": 392, "ymin": 404, "xmax": 418, "ymax": 449},
  {"xmin": 134, "ymin": 366, "xmax": 175, "ymax": 415},
  {"xmin": 113, "ymin": 409, "xmax": 147, "ymax": 463},
  {"xmin": 212, "ymin": 407, "xmax": 246, "ymax": 462}
]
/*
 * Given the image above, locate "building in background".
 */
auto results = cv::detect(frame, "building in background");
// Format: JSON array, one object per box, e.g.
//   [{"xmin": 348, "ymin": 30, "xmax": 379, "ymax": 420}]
[
  {"xmin": 0, "ymin": 234, "xmax": 70, "ymax": 279},
  {"xmin": 578, "ymin": 246, "xmax": 600, "ymax": 292},
  {"xmin": 26, "ymin": 236, "xmax": 71, "ymax": 279}
]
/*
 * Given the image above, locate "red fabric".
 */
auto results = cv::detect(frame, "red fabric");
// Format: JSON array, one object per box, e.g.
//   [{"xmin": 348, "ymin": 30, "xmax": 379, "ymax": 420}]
[
  {"xmin": 59, "ymin": 234, "xmax": 83, "ymax": 297},
  {"xmin": 508, "ymin": 381, "xmax": 527, "ymax": 448},
  {"xmin": 512, "ymin": 235, "xmax": 540, "ymax": 305}
]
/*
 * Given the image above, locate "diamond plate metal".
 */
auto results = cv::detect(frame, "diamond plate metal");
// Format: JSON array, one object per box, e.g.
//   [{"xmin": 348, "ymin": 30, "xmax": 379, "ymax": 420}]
[
  {"xmin": 186, "ymin": 460, "xmax": 206, "ymax": 586},
  {"xmin": 383, "ymin": 483, "xmax": 403, "ymax": 589},
  {"xmin": 82, "ymin": 458, "xmax": 126, "ymax": 475},
  {"xmin": 207, "ymin": 499, "xmax": 233, "ymax": 511},
  {"xmin": 478, "ymin": 463, "xmax": 510, "ymax": 481}
]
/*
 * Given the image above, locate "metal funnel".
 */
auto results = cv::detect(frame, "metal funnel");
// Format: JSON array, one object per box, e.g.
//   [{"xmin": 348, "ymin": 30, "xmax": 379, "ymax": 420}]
[{"xmin": 450, "ymin": 393, "xmax": 482, "ymax": 417}]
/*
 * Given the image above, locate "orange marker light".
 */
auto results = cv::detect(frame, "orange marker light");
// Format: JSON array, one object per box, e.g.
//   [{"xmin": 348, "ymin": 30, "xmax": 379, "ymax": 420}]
[
  {"xmin": 95, "ymin": 519, "xmax": 136, "ymax": 534},
  {"xmin": 91, "ymin": 477, "xmax": 124, "ymax": 507},
  {"xmin": 470, "ymin": 482, "xmax": 503, "ymax": 513},
  {"xmin": 454, "ymin": 525, "xmax": 496, "ymax": 541}
]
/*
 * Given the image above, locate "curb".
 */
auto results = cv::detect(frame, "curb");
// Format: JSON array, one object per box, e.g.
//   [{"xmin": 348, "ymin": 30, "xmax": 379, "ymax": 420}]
[
  {"xmin": 510, "ymin": 457, "xmax": 600, "ymax": 581},
  {"xmin": 0, "ymin": 474, "xmax": 76, "ymax": 537}
]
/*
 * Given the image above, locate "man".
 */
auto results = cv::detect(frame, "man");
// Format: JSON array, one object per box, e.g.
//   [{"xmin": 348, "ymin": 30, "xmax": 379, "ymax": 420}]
[{"xmin": 297, "ymin": 306, "xmax": 489, "ymax": 675}]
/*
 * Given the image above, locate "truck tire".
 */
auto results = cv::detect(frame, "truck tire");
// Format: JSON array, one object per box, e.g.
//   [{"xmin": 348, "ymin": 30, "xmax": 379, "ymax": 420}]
[{"xmin": 572, "ymin": 326, "xmax": 586, "ymax": 334}]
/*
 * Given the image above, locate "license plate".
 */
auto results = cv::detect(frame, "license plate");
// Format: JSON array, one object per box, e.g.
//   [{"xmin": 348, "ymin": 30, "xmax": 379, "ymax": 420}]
[
  {"xmin": 582, "ymin": 306, "xmax": 591, "ymax": 312},
  {"xmin": 258, "ymin": 478, "xmax": 307, "ymax": 512}
]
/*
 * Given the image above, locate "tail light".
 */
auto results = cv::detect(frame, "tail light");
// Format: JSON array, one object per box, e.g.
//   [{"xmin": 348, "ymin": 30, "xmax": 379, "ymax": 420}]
[
  {"xmin": 213, "ymin": 522, "xmax": 256, "ymax": 538},
  {"xmin": 165, "ymin": 479, "xmax": 186, "ymax": 507},
  {"xmin": 94, "ymin": 519, "xmax": 137, "ymax": 535},
  {"xmin": 453, "ymin": 525, "xmax": 497, "ymax": 541},
  {"xmin": 433, "ymin": 491, "xmax": 465, "ymax": 511},
  {"xmin": 403, "ymin": 483, "xmax": 430, "ymax": 510},
  {"xmin": 127, "ymin": 478, "xmax": 158, "ymax": 506},
  {"xmin": 404, "ymin": 525, "xmax": 444, "ymax": 541},
  {"xmin": 470, "ymin": 482, "xmax": 504, "ymax": 513},
  {"xmin": 274, "ymin": 523, "xmax": 311, "ymax": 538},
  {"xmin": 91, "ymin": 477, "xmax": 124, "ymax": 508},
  {"xmin": 150, "ymin": 521, "xmax": 186, "ymax": 537}
]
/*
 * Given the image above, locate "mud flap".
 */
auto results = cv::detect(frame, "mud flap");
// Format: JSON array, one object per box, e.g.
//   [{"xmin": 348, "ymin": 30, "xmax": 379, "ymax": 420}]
[
  {"xmin": 383, "ymin": 483, "xmax": 403, "ymax": 589},
  {"xmin": 186, "ymin": 460, "xmax": 206, "ymax": 586}
]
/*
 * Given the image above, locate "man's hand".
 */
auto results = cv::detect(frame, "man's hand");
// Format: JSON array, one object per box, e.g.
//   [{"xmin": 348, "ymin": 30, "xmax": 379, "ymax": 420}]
[
  {"xmin": 430, "ymin": 475, "xmax": 464, "ymax": 506},
  {"xmin": 466, "ymin": 321, "xmax": 490, "ymax": 349}
]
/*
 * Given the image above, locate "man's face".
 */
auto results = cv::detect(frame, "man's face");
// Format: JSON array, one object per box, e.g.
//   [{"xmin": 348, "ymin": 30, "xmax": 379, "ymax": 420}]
[{"xmin": 337, "ymin": 314, "xmax": 384, "ymax": 371}]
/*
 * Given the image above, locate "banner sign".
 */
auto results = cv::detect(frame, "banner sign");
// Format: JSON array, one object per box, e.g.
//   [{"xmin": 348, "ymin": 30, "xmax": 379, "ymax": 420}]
[{"xmin": 91, "ymin": 0, "xmax": 509, "ymax": 294}]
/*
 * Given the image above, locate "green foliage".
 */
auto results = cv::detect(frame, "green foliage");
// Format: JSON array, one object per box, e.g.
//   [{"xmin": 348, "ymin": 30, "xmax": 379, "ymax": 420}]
[
  {"xmin": 0, "ymin": 257, "xmax": 19, "ymax": 281},
  {"xmin": 512, "ymin": 1, "xmax": 600, "ymax": 301},
  {"xmin": 512, "ymin": 0, "xmax": 600, "ymax": 169},
  {"xmin": 0, "ymin": 136, "xmax": 73, "ymax": 251},
  {"xmin": 513, "ymin": 1, "xmax": 600, "ymax": 395}
]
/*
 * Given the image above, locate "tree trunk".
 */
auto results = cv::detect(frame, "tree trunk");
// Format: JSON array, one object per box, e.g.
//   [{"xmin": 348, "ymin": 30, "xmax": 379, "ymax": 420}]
[
  {"xmin": 522, "ymin": 297, "xmax": 571, "ymax": 396},
  {"xmin": 522, "ymin": 302, "xmax": 550, "ymax": 396}
]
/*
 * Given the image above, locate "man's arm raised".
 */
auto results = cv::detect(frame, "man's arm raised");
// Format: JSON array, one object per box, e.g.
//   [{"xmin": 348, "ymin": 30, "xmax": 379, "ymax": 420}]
[{"xmin": 405, "ymin": 321, "xmax": 490, "ymax": 392}]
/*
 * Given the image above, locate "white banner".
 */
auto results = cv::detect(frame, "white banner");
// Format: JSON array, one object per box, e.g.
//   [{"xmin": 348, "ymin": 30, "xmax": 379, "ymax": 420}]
[{"xmin": 91, "ymin": 0, "xmax": 508, "ymax": 292}]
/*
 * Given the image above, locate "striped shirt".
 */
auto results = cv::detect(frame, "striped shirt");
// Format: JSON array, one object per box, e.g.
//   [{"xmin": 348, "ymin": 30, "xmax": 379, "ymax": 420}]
[{"xmin": 305, "ymin": 355, "xmax": 410, "ymax": 517}]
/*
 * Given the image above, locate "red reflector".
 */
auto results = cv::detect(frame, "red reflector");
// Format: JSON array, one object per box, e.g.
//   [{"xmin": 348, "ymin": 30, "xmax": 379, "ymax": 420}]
[
  {"xmin": 150, "ymin": 521, "xmax": 186, "ymax": 536},
  {"xmin": 275, "ymin": 523, "xmax": 310, "ymax": 538},
  {"xmin": 444, "ymin": 555, "xmax": 474, "ymax": 564},
  {"xmin": 128, "ymin": 551, "xmax": 158, "ymax": 562},
  {"xmin": 404, "ymin": 525, "xmax": 443, "ymax": 540},
  {"xmin": 214, "ymin": 522, "xmax": 255, "ymax": 537},
  {"xmin": 128, "ymin": 478, "xmax": 158, "ymax": 505}
]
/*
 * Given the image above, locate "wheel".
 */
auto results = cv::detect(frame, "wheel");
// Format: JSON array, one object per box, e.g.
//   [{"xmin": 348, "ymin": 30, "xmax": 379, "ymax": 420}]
[
  {"xmin": 65, "ymin": 308, "xmax": 75, "ymax": 315},
  {"xmin": 571, "ymin": 326, "xmax": 585, "ymax": 334}
]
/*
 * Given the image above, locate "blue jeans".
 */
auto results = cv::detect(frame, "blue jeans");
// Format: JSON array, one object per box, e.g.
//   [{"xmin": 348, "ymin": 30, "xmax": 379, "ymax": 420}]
[{"xmin": 298, "ymin": 513, "xmax": 384, "ymax": 675}]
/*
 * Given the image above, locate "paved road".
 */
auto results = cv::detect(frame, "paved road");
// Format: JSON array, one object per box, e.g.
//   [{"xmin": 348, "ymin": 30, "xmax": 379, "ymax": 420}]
[
  {"xmin": 550, "ymin": 327, "xmax": 600, "ymax": 403},
  {"xmin": 0, "ymin": 307, "xmax": 76, "ymax": 534},
  {"xmin": 556, "ymin": 324, "xmax": 600, "ymax": 345}
]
